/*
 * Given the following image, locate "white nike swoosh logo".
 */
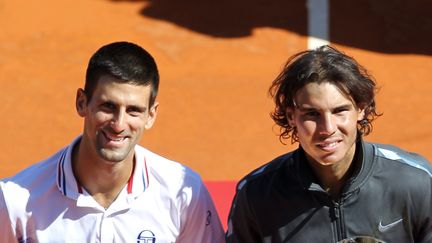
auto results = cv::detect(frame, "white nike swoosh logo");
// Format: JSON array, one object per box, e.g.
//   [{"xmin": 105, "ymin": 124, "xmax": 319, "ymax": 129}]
[{"xmin": 378, "ymin": 218, "xmax": 403, "ymax": 232}]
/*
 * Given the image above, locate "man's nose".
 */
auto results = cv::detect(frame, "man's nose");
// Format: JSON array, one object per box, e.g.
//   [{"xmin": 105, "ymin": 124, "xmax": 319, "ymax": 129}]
[
  {"xmin": 319, "ymin": 114, "xmax": 336, "ymax": 135},
  {"xmin": 110, "ymin": 110, "xmax": 126, "ymax": 132}
]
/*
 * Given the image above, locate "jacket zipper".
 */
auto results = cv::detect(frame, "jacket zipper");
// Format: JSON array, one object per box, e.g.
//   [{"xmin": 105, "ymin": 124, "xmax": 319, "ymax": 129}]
[{"xmin": 331, "ymin": 200, "xmax": 346, "ymax": 241}]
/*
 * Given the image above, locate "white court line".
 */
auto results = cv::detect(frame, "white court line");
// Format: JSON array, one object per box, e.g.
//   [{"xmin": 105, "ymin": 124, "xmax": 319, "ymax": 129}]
[{"xmin": 306, "ymin": 0, "xmax": 330, "ymax": 49}]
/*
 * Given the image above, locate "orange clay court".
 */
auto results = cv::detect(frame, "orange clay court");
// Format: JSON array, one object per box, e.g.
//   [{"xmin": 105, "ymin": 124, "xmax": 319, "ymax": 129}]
[{"xmin": 1, "ymin": 0, "xmax": 431, "ymax": 229}]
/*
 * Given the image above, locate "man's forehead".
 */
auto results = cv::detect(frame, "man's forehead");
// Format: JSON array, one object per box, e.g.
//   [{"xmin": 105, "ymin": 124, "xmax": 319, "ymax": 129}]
[
  {"xmin": 293, "ymin": 95, "xmax": 355, "ymax": 111},
  {"xmin": 294, "ymin": 102, "xmax": 354, "ymax": 110},
  {"xmin": 293, "ymin": 82, "xmax": 354, "ymax": 104},
  {"xmin": 93, "ymin": 78, "xmax": 151, "ymax": 104}
]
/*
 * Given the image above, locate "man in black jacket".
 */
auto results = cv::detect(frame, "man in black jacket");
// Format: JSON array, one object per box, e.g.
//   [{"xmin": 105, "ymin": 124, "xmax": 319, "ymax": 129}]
[{"xmin": 226, "ymin": 46, "xmax": 432, "ymax": 242}]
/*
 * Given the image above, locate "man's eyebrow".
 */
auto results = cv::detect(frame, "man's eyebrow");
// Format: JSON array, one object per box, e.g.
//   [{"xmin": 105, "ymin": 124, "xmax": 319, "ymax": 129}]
[
  {"xmin": 332, "ymin": 104, "xmax": 354, "ymax": 111},
  {"xmin": 295, "ymin": 103, "xmax": 353, "ymax": 111},
  {"xmin": 98, "ymin": 98, "xmax": 148, "ymax": 112},
  {"xmin": 128, "ymin": 104, "xmax": 148, "ymax": 112},
  {"xmin": 296, "ymin": 106, "xmax": 317, "ymax": 112}
]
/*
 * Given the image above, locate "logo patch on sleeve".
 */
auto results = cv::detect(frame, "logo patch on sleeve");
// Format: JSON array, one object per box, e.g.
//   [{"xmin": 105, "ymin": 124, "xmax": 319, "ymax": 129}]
[{"xmin": 206, "ymin": 210, "xmax": 212, "ymax": 226}]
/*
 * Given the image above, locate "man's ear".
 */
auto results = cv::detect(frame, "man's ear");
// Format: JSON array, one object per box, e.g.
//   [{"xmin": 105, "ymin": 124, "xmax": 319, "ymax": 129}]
[
  {"xmin": 357, "ymin": 104, "xmax": 366, "ymax": 121},
  {"xmin": 76, "ymin": 88, "xmax": 87, "ymax": 117},
  {"xmin": 286, "ymin": 107, "xmax": 296, "ymax": 127},
  {"xmin": 144, "ymin": 102, "xmax": 159, "ymax": 129}
]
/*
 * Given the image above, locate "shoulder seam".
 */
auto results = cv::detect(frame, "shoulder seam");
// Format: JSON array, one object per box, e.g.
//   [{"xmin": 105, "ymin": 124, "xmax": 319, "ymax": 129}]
[
  {"xmin": 375, "ymin": 147, "xmax": 432, "ymax": 177},
  {"xmin": 237, "ymin": 152, "xmax": 294, "ymax": 191}
]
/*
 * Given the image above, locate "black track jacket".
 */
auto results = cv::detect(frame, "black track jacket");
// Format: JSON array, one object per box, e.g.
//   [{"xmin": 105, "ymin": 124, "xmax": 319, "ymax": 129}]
[{"xmin": 226, "ymin": 138, "xmax": 432, "ymax": 242}]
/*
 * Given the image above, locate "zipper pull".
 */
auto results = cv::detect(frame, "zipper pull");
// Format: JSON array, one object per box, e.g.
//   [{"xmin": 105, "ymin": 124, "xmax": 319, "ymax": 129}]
[
  {"xmin": 333, "ymin": 205, "xmax": 340, "ymax": 219},
  {"xmin": 329, "ymin": 202, "xmax": 339, "ymax": 221}
]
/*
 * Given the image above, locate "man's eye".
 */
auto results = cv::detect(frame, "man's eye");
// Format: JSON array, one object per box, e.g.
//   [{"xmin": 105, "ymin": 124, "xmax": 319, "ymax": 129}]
[
  {"xmin": 334, "ymin": 108, "xmax": 349, "ymax": 114},
  {"xmin": 127, "ymin": 108, "xmax": 143, "ymax": 116},
  {"xmin": 304, "ymin": 111, "xmax": 319, "ymax": 117},
  {"xmin": 101, "ymin": 103, "xmax": 116, "ymax": 111}
]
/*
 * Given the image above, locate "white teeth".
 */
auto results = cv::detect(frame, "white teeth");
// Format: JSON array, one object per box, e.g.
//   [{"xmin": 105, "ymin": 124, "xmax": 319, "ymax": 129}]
[
  {"xmin": 320, "ymin": 142, "xmax": 337, "ymax": 148},
  {"xmin": 105, "ymin": 133, "xmax": 125, "ymax": 142}
]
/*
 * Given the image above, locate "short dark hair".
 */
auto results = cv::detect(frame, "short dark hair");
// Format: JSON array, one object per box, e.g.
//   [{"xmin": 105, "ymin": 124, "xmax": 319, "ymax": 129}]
[
  {"xmin": 84, "ymin": 41, "xmax": 159, "ymax": 106},
  {"xmin": 269, "ymin": 45, "xmax": 381, "ymax": 143}
]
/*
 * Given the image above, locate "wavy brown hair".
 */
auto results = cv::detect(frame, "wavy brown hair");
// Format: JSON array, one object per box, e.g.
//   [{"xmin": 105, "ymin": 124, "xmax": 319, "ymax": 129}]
[{"xmin": 269, "ymin": 45, "xmax": 382, "ymax": 144}]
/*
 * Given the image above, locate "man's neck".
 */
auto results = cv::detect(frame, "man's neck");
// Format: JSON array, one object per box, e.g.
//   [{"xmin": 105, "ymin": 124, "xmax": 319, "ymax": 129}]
[
  {"xmin": 71, "ymin": 141, "xmax": 135, "ymax": 209},
  {"xmin": 315, "ymin": 164, "xmax": 352, "ymax": 200},
  {"xmin": 306, "ymin": 153, "xmax": 356, "ymax": 200}
]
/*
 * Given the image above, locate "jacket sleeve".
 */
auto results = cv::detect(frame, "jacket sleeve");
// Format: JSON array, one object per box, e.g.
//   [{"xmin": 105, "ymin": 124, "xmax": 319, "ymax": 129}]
[
  {"xmin": 226, "ymin": 180, "xmax": 261, "ymax": 243},
  {"xmin": 416, "ymin": 174, "xmax": 432, "ymax": 243},
  {"xmin": 176, "ymin": 177, "xmax": 225, "ymax": 243},
  {"xmin": 0, "ymin": 182, "xmax": 19, "ymax": 243}
]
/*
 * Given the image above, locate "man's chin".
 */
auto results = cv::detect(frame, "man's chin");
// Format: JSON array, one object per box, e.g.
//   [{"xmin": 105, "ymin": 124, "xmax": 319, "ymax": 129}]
[{"xmin": 98, "ymin": 149, "xmax": 129, "ymax": 163}]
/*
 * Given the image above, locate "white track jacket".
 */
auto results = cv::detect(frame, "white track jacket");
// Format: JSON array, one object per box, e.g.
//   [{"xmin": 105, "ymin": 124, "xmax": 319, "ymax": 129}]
[{"xmin": 0, "ymin": 137, "xmax": 225, "ymax": 243}]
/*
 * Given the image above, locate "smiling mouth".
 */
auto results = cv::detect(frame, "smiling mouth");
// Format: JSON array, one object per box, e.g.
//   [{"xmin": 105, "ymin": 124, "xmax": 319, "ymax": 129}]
[
  {"xmin": 317, "ymin": 141, "xmax": 339, "ymax": 150},
  {"xmin": 102, "ymin": 130, "xmax": 127, "ymax": 144}
]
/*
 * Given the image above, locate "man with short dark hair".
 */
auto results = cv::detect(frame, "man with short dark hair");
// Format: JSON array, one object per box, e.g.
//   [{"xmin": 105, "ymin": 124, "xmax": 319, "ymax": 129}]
[
  {"xmin": 0, "ymin": 41, "xmax": 225, "ymax": 242},
  {"xmin": 226, "ymin": 46, "xmax": 432, "ymax": 242}
]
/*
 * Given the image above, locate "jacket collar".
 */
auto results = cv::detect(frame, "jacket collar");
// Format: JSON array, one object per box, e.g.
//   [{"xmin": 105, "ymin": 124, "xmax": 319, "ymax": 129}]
[
  {"xmin": 294, "ymin": 136, "xmax": 374, "ymax": 197},
  {"xmin": 56, "ymin": 136, "xmax": 150, "ymax": 201}
]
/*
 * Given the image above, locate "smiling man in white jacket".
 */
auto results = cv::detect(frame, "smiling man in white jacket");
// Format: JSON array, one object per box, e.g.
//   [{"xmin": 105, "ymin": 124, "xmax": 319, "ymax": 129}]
[{"xmin": 0, "ymin": 41, "xmax": 225, "ymax": 243}]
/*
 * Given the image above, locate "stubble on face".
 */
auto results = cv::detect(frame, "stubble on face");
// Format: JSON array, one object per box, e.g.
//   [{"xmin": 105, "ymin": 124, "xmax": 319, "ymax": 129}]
[
  {"xmin": 289, "ymin": 82, "xmax": 364, "ymax": 168},
  {"xmin": 78, "ymin": 75, "xmax": 155, "ymax": 165},
  {"xmin": 95, "ymin": 129, "xmax": 137, "ymax": 163}
]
